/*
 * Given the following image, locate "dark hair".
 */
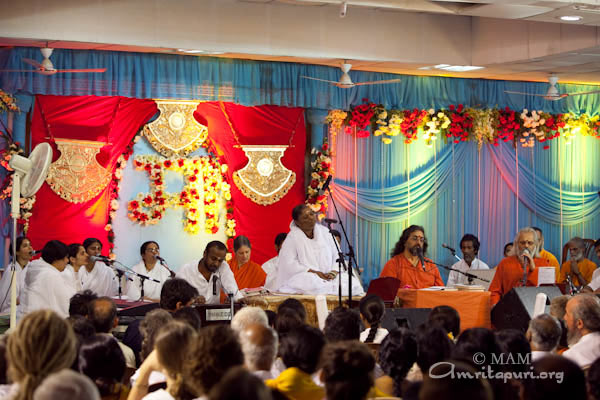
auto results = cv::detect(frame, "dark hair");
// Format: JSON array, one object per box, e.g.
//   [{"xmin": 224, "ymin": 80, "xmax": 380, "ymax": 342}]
[
  {"xmin": 87, "ymin": 297, "xmax": 117, "ymax": 333},
  {"xmin": 0, "ymin": 335, "xmax": 7, "ymax": 384},
  {"xmin": 378, "ymin": 328, "xmax": 418, "ymax": 397},
  {"xmin": 69, "ymin": 290, "xmax": 99, "ymax": 317},
  {"xmin": 265, "ymin": 310, "xmax": 277, "ymax": 328},
  {"xmin": 233, "ymin": 235, "xmax": 251, "ymax": 252},
  {"xmin": 532, "ymin": 226, "xmax": 542, "ymax": 235},
  {"xmin": 160, "ymin": 278, "xmax": 199, "ymax": 311},
  {"xmin": 83, "ymin": 238, "xmax": 102, "ymax": 251},
  {"xmin": 503, "ymin": 242, "xmax": 513, "ymax": 255},
  {"xmin": 421, "ymin": 360, "xmax": 493, "ymax": 400},
  {"xmin": 453, "ymin": 328, "xmax": 502, "ymax": 369},
  {"xmin": 41, "ymin": 240, "xmax": 68, "ymax": 264},
  {"xmin": 460, "ymin": 234, "xmax": 480, "ymax": 254},
  {"xmin": 428, "ymin": 305, "xmax": 460, "ymax": 338},
  {"xmin": 208, "ymin": 366, "xmax": 272, "ymax": 400},
  {"xmin": 323, "ymin": 307, "xmax": 361, "ymax": 343},
  {"xmin": 8, "ymin": 236, "xmax": 29, "ymax": 257},
  {"xmin": 280, "ymin": 324, "xmax": 325, "ymax": 374},
  {"xmin": 173, "ymin": 306, "xmax": 202, "ymax": 331},
  {"xmin": 595, "ymin": 238, "xmax": 600, "ymax": 249},
  {"xmin": 522, "ymin": 355, "xmax": 585, "ymax": 400},
  {"xmin": 391, "ymin": 225, "xmax": 427, "ymax": 257},
  {"xmin": 67, "ymin": 315, "xmax": 96, "ymax": 341},
  {"xmin": 359, "ymin": 295, "xmax": 385, "ymax": 343},
  {"xmin": 274, "ymin": 233, "xmax": 287, "ymax": 247},
  {"xmin": 321, "ymin": 341, "xmax": 375, "ymax": 400},
  {"xmin": 331, "ymin": 230, "xmax": 341, "ymax": 241},
  {"xmin": 140, "ymin": 309, "xmax": 173, "ymax": 361},
  {"xmin": 416, "ymin": 325, "xmax": 453, "ymax": 373},
  {"xmin": 67, "ymin": 243, "xmax": 83, "ymax": 259},
  {"xmin": 275, "ymin": 309, "xmax": 304, "ymax": 340},
  {"xmin": 495, "ymin": 329, "xmax": 531, "ymax": 373},
  {"xmin": 205, "ymin": 240, "xmax": 227, "ymax": 254},
  {"xmin": 78, "ymin": 334, "xmax": 126, "ymax": 397},
  {"xmin": 588, "ymin": 357, "xmax": 600, "ymax": 400},
  {"xmin": 277, "ymin": 298, "xmax": 307, "ymax": 322},
  {"xmin": 140, "ymin": 241, "xmax": 159, "ymax": 256},
  {"xmin": 292, "ymin": 204, "xmax": 309, "ymax": 221}
]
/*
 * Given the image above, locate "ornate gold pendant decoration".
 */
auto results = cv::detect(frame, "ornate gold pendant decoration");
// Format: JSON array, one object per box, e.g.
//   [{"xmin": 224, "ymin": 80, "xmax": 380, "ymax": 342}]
[
  {"xmin": 143, "ymin": 100, "xmax": 208, "ymax": 157},
  {"xmin": 46, "ymin": 139, "xmax": 112, "ymax": 203},
  {"xmin": 233, "ymin": 145, "xmax": 296, "ymax": 205}
]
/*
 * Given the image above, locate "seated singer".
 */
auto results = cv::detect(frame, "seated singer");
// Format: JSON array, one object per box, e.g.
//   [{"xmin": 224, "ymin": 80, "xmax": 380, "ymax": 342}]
[
  {"xmin": 274, "ymin": 204, "xmax": 364, "ymax": 295},
  {"xmin": 379, "ymin": 225, "xmax": 444, "ymax": 288},
  {"xmin": 125, "ymin": 241, "xmax": 172, "ymax": 301},
  {"xmin": 177, "ymin": 240, "xmax": 243, "ymax": 304},
  {"xmin": 228, "ymin": 235, "xmax": 266, "ymax": 290}
]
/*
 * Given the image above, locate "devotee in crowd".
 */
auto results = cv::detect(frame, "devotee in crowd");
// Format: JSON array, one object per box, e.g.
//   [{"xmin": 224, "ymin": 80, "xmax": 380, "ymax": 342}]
[
  {"xmin": 379, "ymin": 225, "xmax": 444, "ymax": 289},
  {"xmin": 376, "ymin": 328, "xmax": 418, "ymax": 397},
  {"xmin": 526, "ymin": 314, "xmax": 562, "ymax": 362},
  {"xmin": 446, "ymin": 234, "xmax": 489, "ymax": 287},
  {"xmin": 209, "ymin": 367, "xmax": 274, "ymax": 400},
  {"xmin": 261, "ymin": 232, "xmax": 287, "ymax": 291},
  {"xmin": 0, "ymin": 236, "xmax": 33, "ymax": 314},
  {"xmin": 6, "ymin": 310, "xmax": 77, "ymax": 400},
  {"xmin": 320, "ymin": 341, "xmax": 375, "ymax": 400},
  {"xmin": 274, "ymin": 204, "xmax": 364, "ymax": 295},
  {"xmin": 33, "ymin": 369, "xmax": 100, "ymax": 400},
  {"xmin": 172, "ymin": 307, "xmax": 202, "ymax": 331},
  {"xmin": 420, "ymin": 360, "xmax": 493, "ymax": 400},
  {"xmin": 358, "ymin": 294, "xmax": 388, "ymax": 344},
  {"xmin": 78, "ymin": 334, "xmax": 128, "ymax": 400},
  {"xmin": 80, "ymin": 238, "xmax": 119, "ymax": 297},
  {"xmin": 427, "ymin": 305, "xmax": 460, "ymax": 341},
  {"xmin": 177, "ymin": 241, "xmax": 242, "ymax": 304},
  {"xmin": 588, "ymin": 358, "xmax": 600, "ymax": 400},
  {"xmin": 69, "ymin": 290, "xmax": 99, "ymax": 317},
  {"xmin": 62, "ymin": 243, "xmax": 89, "ymax": 291},
  {"xmin": 521, "ymin": 355, "xmax": 586, "ymax": 400},
  {"xmin": 495, "ymin": 328, "xmax": 531, "ymax": 374},
  {"xmin": 560, "ymin": 236, "xmax": 597, "ymax": 289},
  {"xmin": 277, "ymin": 298, "xmax": 307, "ymax": 323},
  {"xmin": 503, "ymin": 242, "xmax": 513, "ymax": 258},
  {"xmin": 231, "ymin": 306, "xmax": 269, "ymax": 333},
  {"xmin": 415, "ymin": 325, "xmax": 453, "ymax": 377},
  {"xmin": 489, "ymin": 227, "xmax": 550, "ymax": 306},
  {"xmin": 563, "ymin": 293, "xmax": 600, "ymax": 369},
  {"xmin": 323, "ymin": 307, "xmax": 361, "ymax": 343},
  {"xmin": 229, "ymin": 235, "xmax": 266, "ymax": 290},
  {"xmin": 584, "ymin": 239, "xmax": 600, "ymax": 292},
  {"xmin": 238, "ymin": 323, "xmax": 279, "ymax": 380},
  {"xmin": 533, "ymin": 226, "xmax": 561, "ymax": 278},
  {"xmin": 19, "ymin": 240, "xmax": 75, "ymax": 318},
  {"xmin": 126, "ymin": 241, "xmax": 171, "ymax": 302}
]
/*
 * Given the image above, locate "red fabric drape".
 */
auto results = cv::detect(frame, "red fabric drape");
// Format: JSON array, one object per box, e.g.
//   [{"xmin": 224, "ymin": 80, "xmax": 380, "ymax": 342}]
[
  {"xmin": 195, "ymin": 102, "xmax": 306, "ymax": 265},
  {"xmin": 28, "ymin": 95, "xmax": 157, "ymax": 254}
]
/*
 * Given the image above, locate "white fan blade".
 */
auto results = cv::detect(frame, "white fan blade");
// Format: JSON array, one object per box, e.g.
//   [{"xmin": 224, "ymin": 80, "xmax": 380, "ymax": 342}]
[
  {"xmin": 22, "ymin": 58, "xmax": 43, "ymax": 69},
  {"xmin": 504, "ymin": 90, "xmax": 549, "ymax": 97},
  {"xmin": 564, "ymin": 90, "xmax": 600, "ymax": 97},
  {"xmin": 353, "ymin": 78, "xmax": 402, "ymax": 86},
  {"xmin": 0, "ymin": 69, "xmax": 39, "ymax": 72},
  {"xmin": 300, "ymin": 76, "xmax": 341, "ymax": 85},
  {"xmin": 55, "ymin": 68, "xmax": 107, "ymax": 73}
]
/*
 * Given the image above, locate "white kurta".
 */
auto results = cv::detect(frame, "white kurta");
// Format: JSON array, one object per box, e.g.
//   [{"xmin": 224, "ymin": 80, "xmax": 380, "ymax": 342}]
[
  {"xmin": 563, "ymin": 331, "xmax": 600, "ymax": 369},
  {"xmin": 446, "ymin": 258, "xmax": 490, "ymax": 286},
  {"xmin": 274, "ymin": 222, "xmax": 364, "ymax": 295},
  {"xmin": 177, "ymin": 259, "xmax": 242, "ymax": 304},
  {"xmin": 62, "ymin": 264, "xmax": 83, "ymax": 292},
  {"xmin": 0, "ymin": 262, "xmax": 28, "ymax": 314},
  {"xmin": 125, "ymin": 261, "xmax": 171, "ymax": 301},
  {"xmin": 261, "ymin": 256, "xmax": 279, "ymax": 291},
  {"xmin": 78, "ymin": 261, "xmax": 119, "ymax": 297},
  {"xmin": 19, "ymin": 259, "xmax": 76, "ymax": 319}
]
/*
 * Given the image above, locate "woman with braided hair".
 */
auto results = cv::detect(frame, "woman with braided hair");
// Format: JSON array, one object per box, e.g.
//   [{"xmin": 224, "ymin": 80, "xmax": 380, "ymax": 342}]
[
  {"xmin": 6, "ymin": 309, "xmax": 77, "ymax": 400},
  {"xmin": 358, "ymin": 294, "xmax": 388, "ymax": 344}
]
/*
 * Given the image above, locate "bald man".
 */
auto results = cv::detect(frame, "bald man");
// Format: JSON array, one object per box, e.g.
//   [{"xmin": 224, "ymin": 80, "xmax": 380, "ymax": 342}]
[{"xmin": 238, "ymin": 323, "xmax": 279, "ymax": 380}]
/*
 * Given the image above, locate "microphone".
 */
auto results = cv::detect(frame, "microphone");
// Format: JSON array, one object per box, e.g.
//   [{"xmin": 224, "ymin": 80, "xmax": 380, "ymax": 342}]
[
  {"xmin": 156, "ymin": 255, "xmax": 176, "ymax": 278},
  {"xmin": 442, "ymin": 243, "xmax": 456, "ymax": 254},
  {"xmin": 30, "ymin": 250, "xmax": 41, "ymax": 256},
  {"xmin": 321, "ymin": 175, "xmax": 333, "ymax": 193},
  {"xmin": 212, "ymin": 274, "xmax": 218, "ymax": 296},
  {"xmin": 90, "ymin": 255, "xmax": 113, "ymax": 266},
  {"xmin": 416, "ymin": 247, "xmax": 426, "ymax": 272},
  {"xmin": 324, "ymin": 218, "xmax": 338, "ymax": 225}
]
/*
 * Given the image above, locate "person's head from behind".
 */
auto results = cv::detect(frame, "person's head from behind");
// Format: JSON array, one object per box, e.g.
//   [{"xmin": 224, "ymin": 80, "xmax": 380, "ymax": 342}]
[
  {"xmin": 231, "ymin": 306, "xmax": 268, "ymax": 334},
  {"xmin": 173, "ymin": 306, "xmax": 202, "ymax": 331},
  {"xmin": 239, "ymin": 323, "xmax": 278, "ymax": 372},
  {"xmin": 320, "ymin": 341, "xmax": 375, "ymax": 400},
  {"xmin": 280, "ymin": 324, "xmax": 326, "ymax": 375},
  {"xmin": 208, "ymin": 366, "xmax": 273, "ymax": 400},
  {"xmin": 420, "ymin": 360, "xmax": 493, "ymax": 400},
  {"xmin": 183, "ymin": 324, "xmax": 244, "ymax": 396},
  {"xmin": 564, "ymin": 293, "xmax": 600, "ymax": 346},
  {"xmin": 160, "ymin": 278, "xmax": 199, "ymax": 311},
  {"xmin": 67, "ymin": 315, "xmax": 96, "ymax": 343},
  {"xmin": 526, "ymin": 314, "xmax": 562, "ymax": 352},
  {"xmin": 359, "ymin": 294, "xmax": 385, "ymax": 343},
  {"xmin": 202, "ymin": 241, "xmax": 228, "ymax": 273},
  {"xmin": 323, "ymin": 307, "xmax": 361, "ymax": 342},
  {"xmin": 588, "ymin": 357, "xmax": 600, "ymax": 400},
  {"xmin": 78, "ymin": 334, "xmax": 125, "ymax": 397},
  {"xmin": 233, "ymin": 235, "xmax": 252, "ymax": 266},
  {"xmin": 453, "ymin": 328, "xmax": 501, "ymax": 369},
  {"xmin": 0, "ymin": 335, "xmax": 8, "ymax": 385},
  {"xmin": 69, "ymin": 290, "xmax": 98, "ymax": 318},
  {"xmin": 7, "ymin": 310, "xmax": 77, "ymax": 400},
  {"xmin": 522, "ymin": 355, "xmax": 585, "ymax": 400},
  {"xmin": 68, "ymin": 243, "xmax": 88, "ymax": 269},
  {"xmin": 83, "ymin": 238, "xmax": 102, "ymax": 257},
  {"xmin": 277, "ymin": 298, "xmax": 307, "ymax": 323},
  {"xmin": 275, "ymin": 308, "xmax": 304, "ymax": 340},
  {"xmin": 155, "ymin": 321, "xmax": 197, "ymax": 397},
  {"xmin": 550, "ymin": 295, "xmax": 571, "ymax": 320},
  {"xmin": 416, "ymin": 325, "xmax": 453, "ymax": 374},
  {"xmin": 459, "ymin": 234, "xmax": 480, "ymax": 264},
  {"xmin": 140, "ymin": 309, "xmax": 173, "ymax": 361},
  {"xmin": 494, "ymin": 329, "xmax": 531, "ymax": 373},
  {"xmin": 274, "ymin": 233, "xmax": 287, "ymax": 254},
  {"xmin": 428, "ymin": 305, "xmax": 460, "ymax": 339},
  {"xmin": 9, "ymin": 236, "xmax": 33, "ymax": 264},
  {"xmin": 87, "ymin": 297, "xmax": 117, "ymax": 334},
  {"xmin": 33, "ymin": 370, "xmax": 100, "ymax": 400},
  {"xmin": 378, "ymin": 328, "xmax": 418, "ymax": 396},
  {"xmin": 41, "ymin": 240, "xmax": 69, "ymax": 271}
]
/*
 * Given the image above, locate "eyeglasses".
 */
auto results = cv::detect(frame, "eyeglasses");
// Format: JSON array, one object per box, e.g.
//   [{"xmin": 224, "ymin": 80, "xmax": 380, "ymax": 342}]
[
  {"xmin": 518, "ymin": 240, "xmax": 535, "ymax": 247},
  {"xmin": 410, "ymin": 236, "xmax": 425, "ymax": 243}
]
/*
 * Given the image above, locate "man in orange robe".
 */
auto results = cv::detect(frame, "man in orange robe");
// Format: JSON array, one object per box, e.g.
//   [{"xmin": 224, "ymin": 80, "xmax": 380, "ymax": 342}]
[
  {"xmin": 490, "ymin": 227, "xmax": 550, "ymax": 306},
  {"xmin": 533, "ymin": 227, "xmax": 560, "ymax": 281},
  {"xmin": 559, "ymin": 236, "xmax": 597, "ymax": 288},
  {"xmin": 379, "ymin": 225, "xmax": 444, "ymax": 289}
]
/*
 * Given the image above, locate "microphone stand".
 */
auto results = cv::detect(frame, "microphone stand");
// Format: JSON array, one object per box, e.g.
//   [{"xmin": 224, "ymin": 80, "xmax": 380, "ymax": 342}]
[
  {"xmin": 326, "ymin": 219, "xmax": 346, "ymax": 308},
  {"xmin": 213, "ymin": 275, "xmax": 235, "ymax": 320},
  {"xmin": 428, "ymin": 260, "xmax": 490, "ymax": 286},
  {"xmin": 111, "ymin": 260, "xmax": 160, "ymax": 302}
]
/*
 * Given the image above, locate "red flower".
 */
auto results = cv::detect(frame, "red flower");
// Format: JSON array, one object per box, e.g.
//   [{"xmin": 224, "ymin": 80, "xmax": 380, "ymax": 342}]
[
  {"xmin": 163, "ymin": 160, "xmax": 173, "ymax": 168},
  {"xmin": 543, "ymin": 145, "xmax": 550, "ymax": 150},
  {"xmin": 129, "ymin": 201, "xmax": 139, "ymax": 209},
  {"xmin": 211, "ymin": 226, "xmax": 219, "ymax": 234},
  {"xmin": 356, "ymin": 130, "xmax": 370, "ymax": 138},
  {"xmin": 189, "ymin": 176, "xmax": 197, "ymax": 182},
  {"xmin": 143, "ymin": 196, "xmax": 153, "ymax": 205},
  {"xmin": 310, "ymin": 180, "xmax": 319, "ymax": 189},
  {"xmin": 178, "ymin": 159, "xmax": 185, "ymax": 167},
  {"xmin": 226, "ymin": 213, "xmax": 234, "ymax": 219},
  {"xmin": 322, "ymin": 143, "xmax": 329, "ymax": 151}
]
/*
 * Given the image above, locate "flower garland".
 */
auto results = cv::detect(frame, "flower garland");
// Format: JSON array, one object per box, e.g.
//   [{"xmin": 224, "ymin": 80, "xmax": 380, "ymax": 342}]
[
  {"xmin": 400, "ymin": 109, "xmax": 428, "ymax": 144},
  {"xmin": 306, "ymin": 138, "xmax": 332, "ymax": 219},
  {"xmin": 495, "ymin": 107, "xmax": 521, "ymax": 146},
  {"xmin": 447, "ymin": 104, "xmax": 473, "ymax": 143},
  {"xmin": 0, "ymin": 89, "xmax": 19, "ymax": 113},
  {"xmin": 470, "ymin": 108, "xmax": 495, "ymax": 150},
  {"xmin": 345, "ymin": 98, "xmax": 381, "ymax": 138},
  {"xmin": 422, "ymin": 109, "xmax": 450, "ymax": 147},
  {"xmin": 324, "ymin": 110, "xmax": 347, "ymax": 161}
]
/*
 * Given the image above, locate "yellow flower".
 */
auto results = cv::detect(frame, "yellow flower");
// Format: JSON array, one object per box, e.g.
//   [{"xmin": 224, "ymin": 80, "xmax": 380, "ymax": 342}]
[
  {"xmin": 382, "ymin": 137, "xmax": 392, "ymax": 144},
  {"xmin": 374, "ymin": 129, "xmax": 383, "ymax": 136}
]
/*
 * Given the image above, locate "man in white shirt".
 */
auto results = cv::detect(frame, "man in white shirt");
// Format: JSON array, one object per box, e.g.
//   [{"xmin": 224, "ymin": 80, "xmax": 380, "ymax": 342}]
[
  {"xmin": 177, "ymin": 241, "xmax": 242, "ymax": 304},
  {"xmin": 526, "ymin": 314, "xmax": 562, "ymax": 362},
  {"xmin": 446, "ymin": 234, "xmax": 489, "ymax": 287},
  {"xmin": 261, "ymin": 233, "xmax": 287, "ymax": 291},
  {"xmin": 563, "ymin": 293, "xmax": 600, "ymax": 369}
]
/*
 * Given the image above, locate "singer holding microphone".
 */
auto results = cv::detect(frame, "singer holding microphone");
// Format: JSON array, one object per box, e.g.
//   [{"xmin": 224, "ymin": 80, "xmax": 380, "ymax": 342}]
[
  {"xmin": 489, "ymin": 227, "xmax": 550, "ymax": 306},
  {"xmin": 80, "ymin": 238, "xmax": 119, "ymax": 297},
  {"xmin": 379, "ymin": 225, "xmax": 444, "ymax": 289},
  {"xmin": 125, "ymin": 241, "xmax": 173, "ymax": 301}
]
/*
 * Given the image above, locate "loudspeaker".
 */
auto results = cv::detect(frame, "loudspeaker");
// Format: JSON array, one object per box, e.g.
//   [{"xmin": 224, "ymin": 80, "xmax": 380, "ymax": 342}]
[
  {"xmin": 380, "ymin": 308, "xmax": 432, "ymax": 331},
  {"xmin": 491, "ymin": 286, "xmax": 563, "ymax": 332}
]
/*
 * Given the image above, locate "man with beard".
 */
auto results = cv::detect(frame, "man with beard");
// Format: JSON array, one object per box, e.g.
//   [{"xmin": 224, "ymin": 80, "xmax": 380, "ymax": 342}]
[
  {"xmin": 489, "ymin": 227, "xmax": 550, "ymax": 306},
  {"xmin": 177, "ymin": 240, "xmax": 243, "ymax": 304},
  {"xmin": 446, "ymin": 234, "xmax": 490, "ymax": 287},
  {"xmin": 559, "ymin": 236, "xmax": 597, "ymax": 289},
  {"xmin": 563, "ymin": 294, "xmax": 600, "ymax": 368},
  {"xmin": 379, "ymin": 225, "xmax": 444, "ymax": 289}
]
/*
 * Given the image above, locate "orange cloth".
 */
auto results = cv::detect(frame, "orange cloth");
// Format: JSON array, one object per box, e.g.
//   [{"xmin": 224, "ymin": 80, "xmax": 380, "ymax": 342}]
[
  {"xmin": 228, "ymin": 258, "xmax": 266, "ymax": 290},
  {"xmin": 380, "ymin": 254, "xmax": 444, "ymax": 289},
  {"xmin": 539, "ymin": 249, "xmax": 560, "ymax": 281},
  {"xmin": 559, "ymin": 258, "xmax": 597, "ymax": 286},
  {"xmin": 489, "ymin": 256, "xmax": 549, "ymax": 306}
]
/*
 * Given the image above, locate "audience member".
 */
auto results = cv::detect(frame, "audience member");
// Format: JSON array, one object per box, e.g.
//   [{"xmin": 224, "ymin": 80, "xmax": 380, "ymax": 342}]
[
  {"xmin": 416, "ymin": 325, "xmax": 453, "ymax": 376},
  {"xmin": 320, "ymin": 341, "xmax": 375, "ymax": 400},
  {"xmin": 265, "ymin": 310, "xmax": 277, "ymax": 328},
  {"xmin": 33, "ymin": 369, "xmax": 100, "ymax": 400},
  {"xmin": 427, "ymin": 305, "xmax": 460, "ymax": 340},
  {"xmin": 323, "ymin": 307, "xmax": 361, "ymax": 343},
  {"xmin": 420, "ymin": 360, "xmax": 493, "ymax": 400},
  {"xmin": 69, "ymin": 290, "xmax": 99, "ymax": 317},
  {"xmin": 495, "ymin": 329, "xmax": 531, "ymax": 374},
  {"xmin": 231, "ymin": 306, "xmax": 268, "ymax": 333},
  {"xmin": 172, "ymin": 306, "xmax": 202, "ymax": 331},
  {"xmin": 274, "ymin": 308, "xmax": 305, "ymax": 340},
  {"xmin": 376, "ymin": 328, "xmax": 418, "ymax": 397},
  {"xmin": 588, "ymin": 357, "xmax": 600, "ymax": 400},
  {"xmin": 239, "ymin": 323, "xmax": 279, "ymax": 380},
  {"xmin": 563, "ymin": 293, "xmax": 600, "ymax": 368},
  {"xmin": 521, "ymin": 355, "xmax": 586, "ymax": 400},
  {"xmin": 78, "ymin": 334, "xmax": 127, "ymax": 400},
  {"xmin": 446, "ymin": 234, "xmax": 489, "ymax": 286},
  {"xmin": 550, "ymin": 294, "xmax": 571, "ymax": 351},
  {"xmin": 526, "ymin": 314, "xmax": 562, "ymax": 361},
  {"xmin": 277, "ymin": 298, "xmax": 307, "ymax": 323},
  {"xmin": 208, "ymin": 366, "xmax": 273, "ymax": 400},
  {"xmin": 358, "ymin": 294, "xmax": 388, "ymax": 344}
]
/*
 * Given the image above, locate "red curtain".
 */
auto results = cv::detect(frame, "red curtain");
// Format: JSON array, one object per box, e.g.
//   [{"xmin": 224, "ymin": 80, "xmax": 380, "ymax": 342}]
[
  {"xmin": 195, "ymin": 102, "xmax": 306, "ymax": 264},
  {"xmin": 27, "ymin": 95, "xmax": 157, "ymax": 254}
]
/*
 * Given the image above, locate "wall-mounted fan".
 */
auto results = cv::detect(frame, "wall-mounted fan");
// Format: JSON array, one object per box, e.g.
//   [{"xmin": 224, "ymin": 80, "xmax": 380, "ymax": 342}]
[
  {"xmin": 505, "ymin": 75, "xmax": 600, "ymax": 101},
  {"xmin": 0, "ymin": 47, "xmax": 106, "ymax": 75},
  {"xmin": 301, "ymin": 62, "xmax": 401, "ymax": 88}
]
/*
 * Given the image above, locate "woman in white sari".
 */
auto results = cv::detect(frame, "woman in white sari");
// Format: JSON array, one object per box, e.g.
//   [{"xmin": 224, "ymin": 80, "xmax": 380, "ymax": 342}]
[
  {"xmin": 79, "ymin": 238, "xmax": 119, "ymax": 297},
  {"xmin": 0, "ymin": 236, "xmax": 33, "ymax": 314}
]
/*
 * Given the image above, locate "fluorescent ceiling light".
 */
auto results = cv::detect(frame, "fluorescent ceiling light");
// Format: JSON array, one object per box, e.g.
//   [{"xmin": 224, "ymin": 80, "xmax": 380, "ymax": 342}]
[
  {"xmin": 177, "ymin": 49, "xmax": 205, "ymax": 54},
  {"xmin": 439, "ymin": 65, "xmax": 484, "ymax": 72},
  {"xmin": 560, "ymin": 15, "xmax": 583, "ymax": 21}
]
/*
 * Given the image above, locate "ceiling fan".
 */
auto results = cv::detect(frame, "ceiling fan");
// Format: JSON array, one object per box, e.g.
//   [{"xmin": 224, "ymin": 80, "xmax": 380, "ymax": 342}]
[
  {"xmin": 301, "ymin": 62, "xmax": 401, "ymax": 88},
  {"xmin": 504, "ymin": 74, "xmax": 600, "ymax": 101},
  {"xmin": 0, "ymin": 47, "xmax": 106, "ymax": 75}
]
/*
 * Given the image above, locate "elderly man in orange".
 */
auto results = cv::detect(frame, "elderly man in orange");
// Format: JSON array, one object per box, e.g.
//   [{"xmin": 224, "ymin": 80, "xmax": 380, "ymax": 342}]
[
  {"xmin": 559, "ymin": 236, "xmax": 597, "ymax": 289},
  {"xmin": 489, "ymin": 227, "xmax": 550, "ymax": 306},
  {"xmin": 379, "ymin": 225, "xmax": 444, "ymax": 289}
]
